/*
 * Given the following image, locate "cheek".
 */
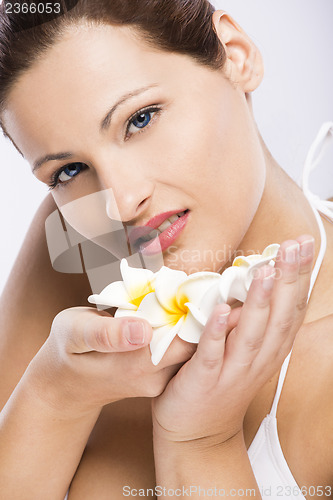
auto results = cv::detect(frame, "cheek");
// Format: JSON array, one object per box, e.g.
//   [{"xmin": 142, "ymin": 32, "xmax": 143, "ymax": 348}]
[
  {"xmin": 148, "ymin": 97, "xmax": 265, "ymax": 215},
  {"xmin": 156, "ymin": 99, "xmax": 266, "ymax": 270}
]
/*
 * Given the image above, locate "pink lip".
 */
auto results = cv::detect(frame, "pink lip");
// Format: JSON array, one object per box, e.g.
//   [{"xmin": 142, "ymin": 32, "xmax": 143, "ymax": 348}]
[
  {"xmin": 139, "ymin": 210, "xmax": 190, "ymax": 256},
  {"xmin": 128, "ymin": 209, "xmax": 188, "ymax": 246}
]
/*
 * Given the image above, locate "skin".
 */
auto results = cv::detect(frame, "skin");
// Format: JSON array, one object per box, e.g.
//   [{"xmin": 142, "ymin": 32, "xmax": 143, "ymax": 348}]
[
  {"xmin": 3, "ymin": 17, "xmax": 266, "ymax": 274},
  {"xmin": 0, "ymin": 11, "xmax": 333, "ymax": 499}
]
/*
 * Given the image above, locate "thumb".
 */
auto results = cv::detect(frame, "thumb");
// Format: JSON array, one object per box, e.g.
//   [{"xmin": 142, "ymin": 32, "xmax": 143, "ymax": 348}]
[
  {"xmin": 55, "ymin": 307, "xmax": 153, "ymax": 354},
  {"xmin": 81, "ymin": 315, "xmax": 153, "ymax": 353}
]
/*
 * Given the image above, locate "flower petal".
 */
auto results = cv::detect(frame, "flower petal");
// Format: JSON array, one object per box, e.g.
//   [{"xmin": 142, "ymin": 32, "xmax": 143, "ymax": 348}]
[
  {"xmin": 219, "ymin": 266, "xmax": 248, "ymax": 303},
  {"xmin": 120, "ymin": 259, "xmax": 155, "ymax": 306},
  {"xmin": 262, "ymin": 243, "xmax": 280, "ymax": 259},
  {"xmin": 137, "ymin": 292, "xmax": 177, "ymax": 327},
  {"xmin": 199, "ymin": 282, "xmax": 222, "ymax": 319},
  {"xmin": 88, "ymin": 281, "xmax": 136, "ymax": 309},
  {"xmin": 232, "ymin": 256, "xmax": 252, "ymax": 267},
  {"xmin": 114, "ymin": 308, "xmax": 143, "ymax": 320},
  {"xmin": 154, "ymin": 266, "xmax": 187, "ymax": 313},
  {"xmin": 185, "ymin": 302, "xmax": 208, "ymax": 326},
  {"xmin": 232, "ymin": 244, "xmax": 279, "ymax": 268},
  {"xmin": 245, "ymin": 248, "xmax": 279, "ymax": 291},
  {"xmin": 178, "ymin": 310, "xmax": 204, "ymax": 343},
  {"xmin": 176, "ymin": 272, "xmax": 220, "ymax": 308},
  {"xmin": 150, "ymin": 318, "xmax": 184, "ymax": 365}
]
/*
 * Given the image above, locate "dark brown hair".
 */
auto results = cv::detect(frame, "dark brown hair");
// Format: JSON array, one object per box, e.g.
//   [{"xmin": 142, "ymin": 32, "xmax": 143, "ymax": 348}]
[{"xmin": 0, "ymin": 0, "xmax": 226, "ymax": 150}]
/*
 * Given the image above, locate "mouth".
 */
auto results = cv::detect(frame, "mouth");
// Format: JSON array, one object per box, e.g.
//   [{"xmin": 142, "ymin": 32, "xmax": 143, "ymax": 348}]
[{"xmin": 128, "ymin": 209, "xmax": 190, "ymax": 256}]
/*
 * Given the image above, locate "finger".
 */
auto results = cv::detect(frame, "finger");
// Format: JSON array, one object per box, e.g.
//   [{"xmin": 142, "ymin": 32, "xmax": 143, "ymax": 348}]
[
  {"xmin": 228, "ymin": 306, "xmax": 242, "ymax": 331},
  {"xmin": 55, "ymin": 308, "xmax": 153, "ymax": 354},
  {"xmin": 190, "ymin": 303, "xmax": 231, "ymax": 384},
  {"xmin": 271, "ymin": 236, "xmax": 314, "ymax": 355},
  {"xmin": 256, "ymin": 240, "xmax": 301, "ymax": 363},
  {"xmin": 223, "ymin": 265, "xmax": 275, "ymax": 370},
  {"xmin": 157, "ymin": 336, "xmax": 197, "ymax": 369}
]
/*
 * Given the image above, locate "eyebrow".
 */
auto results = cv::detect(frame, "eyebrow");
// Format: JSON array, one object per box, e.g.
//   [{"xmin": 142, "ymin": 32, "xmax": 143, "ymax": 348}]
[
  {"xmin": 100, "ymin": 84, "xmax": 158, "ymax": 131},
  {"xmin": 33, "ymin": 152, "xmax": 74, "ymax": 173},
  {"xmin": 32, "ymin": 84, "xmax": 158, "ymax": 173}
]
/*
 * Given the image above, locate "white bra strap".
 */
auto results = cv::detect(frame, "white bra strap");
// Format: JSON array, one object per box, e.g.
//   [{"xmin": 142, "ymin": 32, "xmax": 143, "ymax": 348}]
[
  {"xmin": 269, "ymin": 122, "xmax": 333, "ymax": 417},
  {"xmin": 302, "ymin": 122, "xmax": 333, "ymax": 299},
  {"xmin": 302, "ymin": 122, "xmax": 333, "ymax": 224},
  {"xmin": 270, "ymin": 351, "xmax": 291, "ymax": 417}
]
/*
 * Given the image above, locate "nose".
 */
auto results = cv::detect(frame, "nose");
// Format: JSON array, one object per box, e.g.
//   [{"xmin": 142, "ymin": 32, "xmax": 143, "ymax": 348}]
[{"xmin": 100, "ymin": 168, "xmax": 154, "ymax": 223}]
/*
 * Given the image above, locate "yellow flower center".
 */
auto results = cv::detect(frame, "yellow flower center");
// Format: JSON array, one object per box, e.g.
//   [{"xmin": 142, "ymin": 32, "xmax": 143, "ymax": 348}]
[
  {"xmin": 164, "ymin": 293, "xmax": 189, "ymax": 326},
  {"xmin": 130, "ymin": 280, "xmax": 155, "ymax": 308}
]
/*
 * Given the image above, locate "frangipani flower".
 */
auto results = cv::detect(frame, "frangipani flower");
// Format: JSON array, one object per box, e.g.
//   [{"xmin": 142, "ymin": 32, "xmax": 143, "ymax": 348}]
[
  {"xmin": 88, "ymin": 259, "xmax": 156, "ymax": 310},
  {"xmin": 134, "ymin": 266, "xmax": 221, "ymax": 365},
  {"xmin": 88, "ymin": 244, "xmax": 279, "ymax": 365},
  {"xmin": 190, "ymin": 244, "xmax": 280, "ymax": 325},
  {"xmin": 89, "ymin": 259, "xmax": 220, "ymax": 365},
  {"xmin": 222, "ymin": 243, "xmax": 280, "ymax": 301}
]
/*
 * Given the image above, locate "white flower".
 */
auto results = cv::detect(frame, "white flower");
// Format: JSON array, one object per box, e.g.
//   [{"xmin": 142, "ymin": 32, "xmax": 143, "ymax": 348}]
[
  {"xmin": 190, "ymin": 244, "xmax": 280, "ymax": 325},
  {"xmin": 88, "ymin": 244, "xmax": 279, "ymax": 365},
  {"xmin": 88, "ymin": 259, "xmax": 156, "ymax": 310},
  {"xmin": 132, "ymin": 266, "xmax": 221, "ymax": 365},
  {"xmin": 89, "ymin": 259, "xmax": 220, "ymax": 365}
]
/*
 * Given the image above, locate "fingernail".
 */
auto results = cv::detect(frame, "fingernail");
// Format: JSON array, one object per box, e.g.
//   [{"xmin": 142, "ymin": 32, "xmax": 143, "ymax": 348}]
[
  {"xmin": 284, "ymin": 243, "xmax": 300, "ymax": 264},
  {"xmin": 124, "ymin": 321, "xmax": 145, "ymax": 345},
  {"xmin": 216, "ymin": 312, "xmax": 230, "ymax": 327},
  {"xmin": 300, "ymin": 238, "xmax": 315, "ymax": 258},
  {"xmin": 262, "ymin": 272, "xmax": 275, "ymax": 291}
]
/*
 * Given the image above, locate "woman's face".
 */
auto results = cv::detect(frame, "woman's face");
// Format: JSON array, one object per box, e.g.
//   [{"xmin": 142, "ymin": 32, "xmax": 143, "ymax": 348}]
[{"xmin": 3, "ymin": 22, "xmax": 266, "ymax": 273}]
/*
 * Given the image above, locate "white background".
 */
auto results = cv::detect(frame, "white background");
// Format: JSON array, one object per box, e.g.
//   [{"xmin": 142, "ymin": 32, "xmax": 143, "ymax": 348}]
[{"xmin": 0, "ymin": 0, "xmax": 332, "ymax": 293}]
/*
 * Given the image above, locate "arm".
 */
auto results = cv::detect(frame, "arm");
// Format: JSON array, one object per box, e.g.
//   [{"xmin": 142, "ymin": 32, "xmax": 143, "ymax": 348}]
[
  {"xmin": 0, "ymin": 196, "xmax": 98, "ymax": 498},
  {"xmin": 0, "ymin": 194, "xmax": 91, "ymax": 409},
  {"xmin": 0, "ymin": 196, "xmax": 194, "ymax": 498},
  {"xmin": 0, "ymin": 373, "xmax": 101, "ymax": 499},
  {"xmin": 152, "ymin": 237, "xmax": 315, "ymax": 498},
  {"xmin": 154, "ymin": 433, "xmax": 260, "ymax": 498},
  {"xmin": 0, "ymin": 302, "xmax": 157, "ymax": 499}
]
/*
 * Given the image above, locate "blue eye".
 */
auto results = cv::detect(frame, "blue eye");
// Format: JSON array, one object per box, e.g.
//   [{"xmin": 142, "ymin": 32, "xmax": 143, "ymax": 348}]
[
  {"xmin": 58, "ymin": 163, "xmax": 83, "ymax": 183},
  {"xmin": 127, "ymin": 106, "xmax": 160, "ymax": 137},
  {"xmin": 132, "ymin": 112, "xmax": 152, "ymax": 129},
  {"xmin": 49, "ymin": 162, "xmax": 86, "ymax": 190}
]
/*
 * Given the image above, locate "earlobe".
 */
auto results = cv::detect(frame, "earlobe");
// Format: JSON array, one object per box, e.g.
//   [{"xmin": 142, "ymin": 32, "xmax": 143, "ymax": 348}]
[{"xmin": 212, "ymin": 11, "xmax": 264, "ymax": 92}]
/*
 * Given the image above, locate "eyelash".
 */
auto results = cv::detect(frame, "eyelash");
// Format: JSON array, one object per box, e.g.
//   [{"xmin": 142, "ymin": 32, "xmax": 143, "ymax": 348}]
[
  {"xmin": 47, "ymin": 105, "xmax": 162, "ymax": 190},
  {"xmin": 125, "ymin": 105, "xmax": 161, "ymax": 138}
]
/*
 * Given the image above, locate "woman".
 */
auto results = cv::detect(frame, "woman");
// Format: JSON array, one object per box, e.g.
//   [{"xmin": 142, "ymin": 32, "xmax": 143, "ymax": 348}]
[{"xmin": 0, "ymin": 1, "xmax": 332, "ymax": 498}]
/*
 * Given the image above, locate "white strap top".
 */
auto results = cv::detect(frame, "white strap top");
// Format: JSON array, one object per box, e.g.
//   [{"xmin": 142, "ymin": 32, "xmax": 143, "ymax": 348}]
[{"xmin": 248, "ymin": 122, "xmax": 333, "ymax": 499}]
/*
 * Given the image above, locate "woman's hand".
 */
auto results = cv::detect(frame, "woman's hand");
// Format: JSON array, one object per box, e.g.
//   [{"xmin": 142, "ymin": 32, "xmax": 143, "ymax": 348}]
[
  {"xmin": 152, "ymin": 236, "xmax": 315, "ymax": 446},
  {"xmin": 26, "ymin": 307, "xmax": 195, "ymax": 417}
]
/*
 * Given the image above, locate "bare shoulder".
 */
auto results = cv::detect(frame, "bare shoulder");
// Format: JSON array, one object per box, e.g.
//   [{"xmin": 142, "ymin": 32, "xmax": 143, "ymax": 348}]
[{"xmin": 0, "ymin": 194, "xmax": 91, "ymax": 407}]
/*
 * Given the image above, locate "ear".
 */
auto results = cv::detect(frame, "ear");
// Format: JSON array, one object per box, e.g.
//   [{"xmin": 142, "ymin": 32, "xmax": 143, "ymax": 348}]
[{"xmin": 212, "ymin": 11, "xmax": 264, "ymax": 93}]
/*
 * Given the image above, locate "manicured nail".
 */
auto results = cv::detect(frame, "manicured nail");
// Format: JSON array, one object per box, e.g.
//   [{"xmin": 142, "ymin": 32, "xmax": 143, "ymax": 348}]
[
  {"xmin": 284, "ymin": 243, "xmax": 300, "ymax": 264},
  {"xmin": 124, "ymin": 321, "xmax": 145, "ymax": 345},
  {"xmin": 300, "ymin": 238, "xmax": 315, "ymax": 258},
  {"xmin": 262, "ymin": 272, "xmax": 275, "ymax": 291},
  {"xmin": 216, "ymin": 312, "xmax": 230, "ymax": 327}
]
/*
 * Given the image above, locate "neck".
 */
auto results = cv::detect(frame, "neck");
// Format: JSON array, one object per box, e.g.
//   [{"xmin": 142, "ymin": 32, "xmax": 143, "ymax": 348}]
[
  {"xmin": 238, "ymin": 133, "xmax": 333, "ymax": 322},
  {"xmin": 240, "ymin": 133, "xmax": 321, "ymax": 255}
]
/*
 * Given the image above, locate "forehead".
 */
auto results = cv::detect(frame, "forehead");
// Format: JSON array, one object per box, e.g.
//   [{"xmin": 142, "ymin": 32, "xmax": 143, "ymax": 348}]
[{"xmin": 2, "ymin": 23, "xmax": 203, "ymax": 161}]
